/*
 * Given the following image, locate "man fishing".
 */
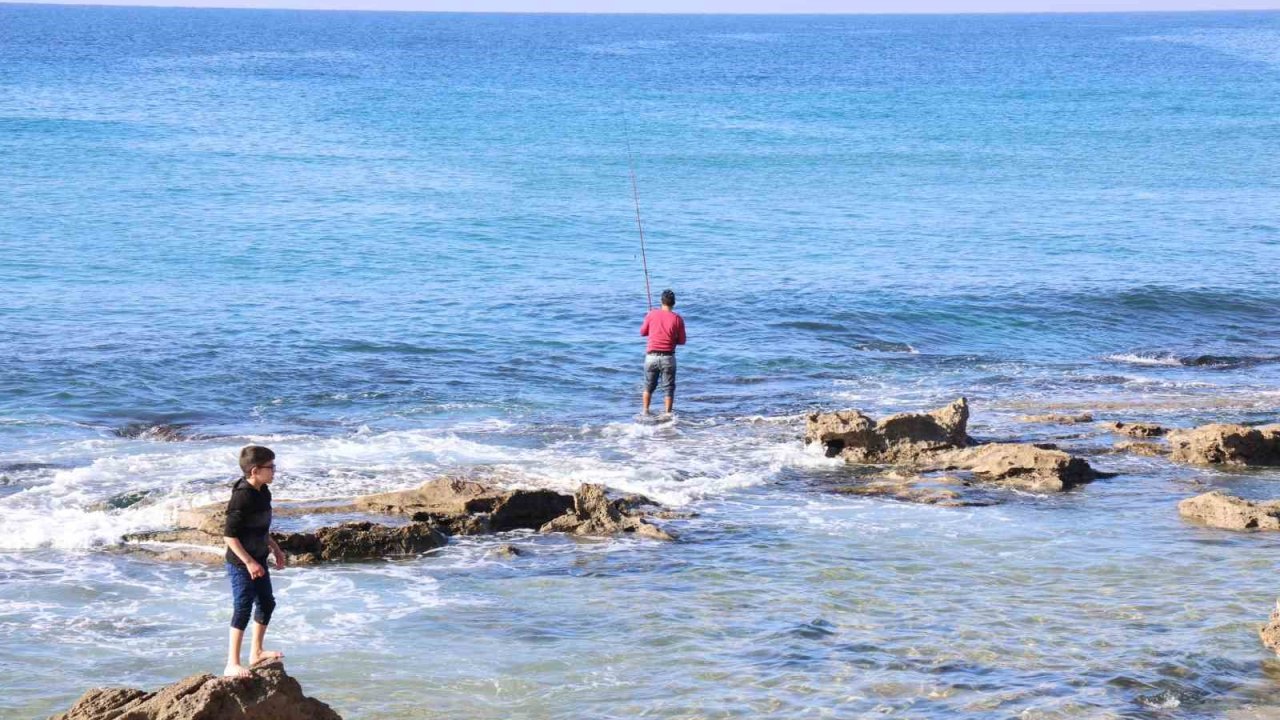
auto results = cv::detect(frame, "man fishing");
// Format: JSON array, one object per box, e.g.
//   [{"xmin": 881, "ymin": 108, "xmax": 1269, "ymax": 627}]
[{"xmin": 640, "ymin": 289, "xmax": 687, "ymax": 416}]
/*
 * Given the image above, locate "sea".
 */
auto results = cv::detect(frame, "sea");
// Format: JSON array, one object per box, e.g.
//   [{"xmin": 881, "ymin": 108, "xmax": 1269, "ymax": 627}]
[{"xmin": 2, "ymin": 5, "xmax": 1280, "ymax": 718}]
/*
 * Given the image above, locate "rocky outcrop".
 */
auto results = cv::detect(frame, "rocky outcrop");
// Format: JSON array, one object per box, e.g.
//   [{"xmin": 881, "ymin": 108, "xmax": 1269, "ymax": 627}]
[
  {"xmin": 52, "ymin": 661, "xmax": 341, "ymax": 720},
  {"xmin": 833, "ymin": 474, "xmax": 981, "ymax": 506},
  {"xmin": 940, "ymin": 443, "xmax": 1102, "ymax": 492},
  {"xmin": 274, "ymin": 522, "xmax": 447, "ymax": 564},
  {"xmin": 358, "ymin": 479, "xmax": 573, "ymax": 535},
  {"xmin": 539, "ymin": 484, "xmax": 674, "ymax": 541},
  {"xmin": 125, "ymin": 522, "xmax": 446, "ymax": 565},
  {"xmin": 1262, "ymin": 602, "xmax": 1280, "ymax": 655},
  {"xmin": 805, "ymin": 398, "xmax": 971, "ymax": 464},
  {"xmin": 1167, "ymin": 424, "xmax": 1280, "ymax": 466},
  {"xmin": 1105, "ymin": 421, "xmax": 1167, "ymax": 438},
  {"xmin": 1178, "ymin": 491, "xmax": 1280, "ymax": 531}
]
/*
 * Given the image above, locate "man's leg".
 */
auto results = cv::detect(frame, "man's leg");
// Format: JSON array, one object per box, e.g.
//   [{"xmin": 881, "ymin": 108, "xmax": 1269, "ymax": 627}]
[
  {"xmin": 663, "ymin": 356, "xmax": 676, "ymax": 414},
  {"xmin": 641, "ymin": 390, "xmax": 652, "ymax": 416},
  {"xmin": 642, "ymin": 355, "xmax": 659, "ymax": 415}
]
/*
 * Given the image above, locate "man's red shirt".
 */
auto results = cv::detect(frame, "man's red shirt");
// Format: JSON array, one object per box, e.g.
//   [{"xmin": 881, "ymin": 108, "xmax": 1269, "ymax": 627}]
[{"xmin": 640, "ymin": 309, "xmax": 687, "ymax": 353}]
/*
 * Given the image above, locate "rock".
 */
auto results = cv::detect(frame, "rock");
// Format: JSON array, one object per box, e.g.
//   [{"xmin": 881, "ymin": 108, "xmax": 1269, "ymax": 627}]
[
  {"xmin": 126, "ymin": 522, "xmax": 446, "ymax": 564},
  {"xmin": 1105, "ymin": 421, "xmax": 1168, "ymax": 438},
  {"xmin": 1018, "ymin": 413, "xmax": 1094, "ymax": 425},
  {"xmin": 1262, "ymin": 601, "xmax": 1280, "ymax": 655},
  {"xmin": 52, "ymin": 660, "xmax": 341, "ymax": 720},
  {"xmin": 539, "ymin": 484, "xmax": 675, "ymax": 541},
  {"xmin": 489, "ymin": 543, "xmax": 523, "ymax": 558},
  {"xmin": 942, "ymin": 443, "xmax": 1102, "ymax": 492},
  {"xmin": 177, "ymin": 500, "xmax": 359, "ymax": 535},
  {"xmin": 112, "ymin": 423, "xmax": 191, "ymax": 442},
  {"xmin": 833, "ymin": 483, "xmax": 970, "ymax": 506},
  {"xmin": 1113, "ymin": 441, "xmax": 1166, "ymax": 457},
  {"xmin": 1178, "ymin": 491, "xmax": 1280, "ymax": 531},
  {"xmin": 805, "ymin": 398, "xmax": 971, "ymax": 464},
  {"xmin": 362, "ymin": 479, "xmax": 574, "ymax": 535},
  {"xmin": 355, "ymin": 477, "xmax": 500, "ymax": 516},
  {"xmin": 1167, "ymin": 424, "xmax": 1280, "ymax": 466},
  {"xmin": 88, "ymin": 489, "xmax": 158, "ymax": 513},
  {"xmin": 274, "ymin": 522, "xmax": 446, "ymax": 562},
  {"xmin": 488, "ymin": 490, "xmax": 575, "ymax": 532}
]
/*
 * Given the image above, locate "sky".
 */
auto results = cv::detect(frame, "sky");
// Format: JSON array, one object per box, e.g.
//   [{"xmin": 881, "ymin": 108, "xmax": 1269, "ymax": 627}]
[{"xmin": 5, "ymin": 0, "xmax": 1280, "ymax": 13}]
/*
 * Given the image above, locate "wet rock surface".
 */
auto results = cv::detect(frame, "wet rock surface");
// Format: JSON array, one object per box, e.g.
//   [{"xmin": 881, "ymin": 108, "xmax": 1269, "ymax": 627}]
[
  {"xmin": 1018, "ymin": 412, "xmax": 1094, "ymax": 424},
  {"xmin": 1105, "ymin": 421, "xmax": 1168, "ymax": 438},
  {"xmin": 274, "ymin": 522, "xmax": 447, "ymax": 564},
  {"xmin": 1113, "ymin": 441, "xmax": 1167, "ymax": 457},
  {"xmin": 51, "ymin": 661, "xmax": 341, "ymax": 720},
  {"xmin": 805, "ymin": 398, "xmax": 971, "ymax": 464},
  {"xmin": 1178, "ymin": 491, "xmax": 1280, "ymax": 531},
  {"xmin": 941, "ymin": 443, "xmax": 1104, "ymax": 492},
  {"xmin": 540, "ymin": 483, "xmax": 675, "ymax": 541},
  {"xmin": 1168, "ymin": 424, "xmax": 1280, "ymax": 466}
]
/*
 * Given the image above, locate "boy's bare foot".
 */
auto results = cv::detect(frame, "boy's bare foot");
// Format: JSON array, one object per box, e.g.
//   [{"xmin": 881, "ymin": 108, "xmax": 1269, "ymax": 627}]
[
  {"xmin": 223, "ymin": 663, "xmax": 252, "ymax": 678},
  {"xmin": 250, "ymin": 650, "xmax": 284, "ymax": 665}
]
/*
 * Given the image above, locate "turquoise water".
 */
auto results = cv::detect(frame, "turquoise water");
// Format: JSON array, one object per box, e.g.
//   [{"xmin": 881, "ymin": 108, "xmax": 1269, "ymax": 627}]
[{"xmin": 2, "ymin": 6, "xmax": 1280, "ymax": 718}]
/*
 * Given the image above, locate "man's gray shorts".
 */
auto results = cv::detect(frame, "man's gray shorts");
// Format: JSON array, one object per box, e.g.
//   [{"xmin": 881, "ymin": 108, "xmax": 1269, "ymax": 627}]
[{"xmin": 644, "ymin": 353, "xmax": 677, "ymax": 395}]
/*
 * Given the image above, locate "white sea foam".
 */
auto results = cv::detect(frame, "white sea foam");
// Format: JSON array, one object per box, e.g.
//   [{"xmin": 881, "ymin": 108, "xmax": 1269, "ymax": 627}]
[
  {"xmin": 1104, "ymin": 353, "xmax": 1182, "ymax": 367},
  {"xmin": 0, "ymin": 413, "xmax": 820, "ymax": 549}
]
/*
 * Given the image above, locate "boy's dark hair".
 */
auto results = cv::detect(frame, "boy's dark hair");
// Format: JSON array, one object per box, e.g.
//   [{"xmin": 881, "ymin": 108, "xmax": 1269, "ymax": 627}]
[
  {"xmin": 661, "ymin": 289, "xmax": 676, "ymax": 307},
  {"xmin": 239, "ymin": 445, "xmax": 275, "ymax": 478}
]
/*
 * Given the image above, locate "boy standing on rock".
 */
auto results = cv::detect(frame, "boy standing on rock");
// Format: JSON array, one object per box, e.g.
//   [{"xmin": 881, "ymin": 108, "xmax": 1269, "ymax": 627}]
[
  {"xmin": 222, "ymin": 445, "xmax": 286, "ymax": 678},
  {"xmin": 640, "ymin": 289, "xmax": 687, "ymax": 416}
]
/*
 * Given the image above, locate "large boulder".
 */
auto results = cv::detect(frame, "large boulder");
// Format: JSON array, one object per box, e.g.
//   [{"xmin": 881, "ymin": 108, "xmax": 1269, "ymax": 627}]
[
  {"xmin": 51, "ymin": 661, "xmax": 341, "ymax": 720},
  {"xmin": 805, "ymin": 398, "xmax": 971, "ymax": 464},
  {"xmin": 1178, "ymin": 491, "xmax": 1280, "ymax": 531},
  {"xmin": 1167, "ymin": 424, "xmax": 1280, "ymax": 466},
  {"xmin": 941, "ymin": 443, "xmax": 1102, "ymax": 492},
  {"xmin": 540, "ymin": 484, "xmax": 674, "ymax": 541}
]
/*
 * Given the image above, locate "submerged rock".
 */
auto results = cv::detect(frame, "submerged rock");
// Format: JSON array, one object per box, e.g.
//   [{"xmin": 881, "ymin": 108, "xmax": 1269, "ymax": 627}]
[
  {"xmin": 539, "ymin": 483, "xmax": 674, "ymax": 541},
  {"xmin": 1167, "ymin": 424, "xmax": 1280, "ymax": 466},
  {"xmin": 1262, "ymin": 602, "xmax": 1280, "ymax": 655},
  {"xmin": 1018, "ymin": 413, "xmax": 1094, "ymax": 425},
  {"xmin": 51, "ymin": 660, "xmax": 341, "ymax": 720},
  {"xmin": 355, "ymin": 477, "xmax": 499, "ymax": 516},
  {"xmin": 1113, "ymin": 441, "xmax": 1167, "ymax": 457},
  {"xmin": 1178, "ymin": 491, "xmax": 1280, "ymax": 531},
  {"xmin": 805, "ymin": 398, "xmax": 971, "ymax": 464},
  {"xmin": 357, "ymin": 479, "xmax": 573, "ymax": 535},
  {"xmin": 1105, "ymin": 421, "xmax": 1168, "ymax": 438}
]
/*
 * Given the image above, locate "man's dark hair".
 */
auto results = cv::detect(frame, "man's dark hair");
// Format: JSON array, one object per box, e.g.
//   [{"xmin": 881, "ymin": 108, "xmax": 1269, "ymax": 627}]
[
  {"xmin": 661, "ymin": 289, "xmax": 676, "ymax": 307},
  {"xmin": 239, "ymin": 445, "xmax": 275, "ymax": 478}
]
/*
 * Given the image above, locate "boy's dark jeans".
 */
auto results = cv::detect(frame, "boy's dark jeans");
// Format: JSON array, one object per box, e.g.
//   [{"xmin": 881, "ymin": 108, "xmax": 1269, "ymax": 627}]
[{"xmin": 227, "ymin": 561, "xmax": 276, "ymax": 630}]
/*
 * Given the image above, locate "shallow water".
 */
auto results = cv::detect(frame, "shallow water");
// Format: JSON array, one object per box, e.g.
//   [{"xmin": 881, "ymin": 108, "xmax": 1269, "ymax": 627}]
[{"xmin": 2, "ymin": 7, "xmax": 1280, "ymax": 718}]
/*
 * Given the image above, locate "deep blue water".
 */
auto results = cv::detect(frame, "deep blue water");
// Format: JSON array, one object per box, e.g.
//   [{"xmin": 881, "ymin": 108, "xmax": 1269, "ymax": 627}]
[{"xmin": 2, "ymin": 7, "xmax": 1280, "ymax": 719}]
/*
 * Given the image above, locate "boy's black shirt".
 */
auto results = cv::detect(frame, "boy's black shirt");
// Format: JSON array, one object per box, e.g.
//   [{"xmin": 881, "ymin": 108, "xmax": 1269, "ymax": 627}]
[{"xmin": 223, "ymin": 478, "xmax": 272, "ymax": 567}]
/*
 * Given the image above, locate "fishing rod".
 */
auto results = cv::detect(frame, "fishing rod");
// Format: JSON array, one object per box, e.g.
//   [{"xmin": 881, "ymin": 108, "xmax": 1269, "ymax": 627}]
[{"xmin": 623, "ymin": 113, "xmax": 654, "ymax": 310}]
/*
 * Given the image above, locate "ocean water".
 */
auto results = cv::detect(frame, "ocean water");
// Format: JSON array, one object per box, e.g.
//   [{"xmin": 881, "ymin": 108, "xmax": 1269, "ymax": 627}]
[{"xmin": 3, "ymin": 5, "xmax": 1280, "ymax": 718}]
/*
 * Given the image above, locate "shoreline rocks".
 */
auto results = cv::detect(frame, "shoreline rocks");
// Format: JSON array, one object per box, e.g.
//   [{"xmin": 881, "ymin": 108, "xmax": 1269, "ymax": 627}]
[
  {"xmin": 1105, "ymin": 421, "xmax": 1168, "ymax": 438},
  {"xmin": 1168, "ymin": 423, "xmax": 1280, "ymax": 467},
  {"xmin": 1178, "ymin": 491, "xmax": 1280, "ymax": 531},
  {"xmin": 126, "ymin": 480, "xmax": 674, "ymax": 565},
  {"xmin": 805, "ymin": 398, "xmax": 971, "ymax": 464},
  {"xmin": 808, "ymin": 399, "xmax": 1112, "ymax": 497},
  {"xmin": 51, "ymin": 660, "xmax": 341, "ymax": 720}
]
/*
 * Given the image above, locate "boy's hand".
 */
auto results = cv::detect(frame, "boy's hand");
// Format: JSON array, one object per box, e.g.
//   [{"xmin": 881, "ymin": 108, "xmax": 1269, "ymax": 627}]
[
  {"xmin": 271, "ymin": 548, "xmax": 286, "ymax": 571},
  {"xmin": 246, "ymin": 560, "xmax": 266, "ymax": 579}
]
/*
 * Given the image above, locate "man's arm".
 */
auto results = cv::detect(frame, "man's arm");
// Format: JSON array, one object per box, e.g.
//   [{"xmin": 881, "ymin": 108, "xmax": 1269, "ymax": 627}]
[
  {"xmin": 640, "ymin": 313, "xmax": 650, "ymax": 337},
  {"xmin": 677, "ymin": 317, "xmax": 687, "ymax": 346}
]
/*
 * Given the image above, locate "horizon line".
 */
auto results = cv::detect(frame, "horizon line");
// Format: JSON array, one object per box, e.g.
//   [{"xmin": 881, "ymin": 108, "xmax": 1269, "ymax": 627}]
[{"xmin": 5, "ymin": 0, "xmax": 1280, "ymax": 15}]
